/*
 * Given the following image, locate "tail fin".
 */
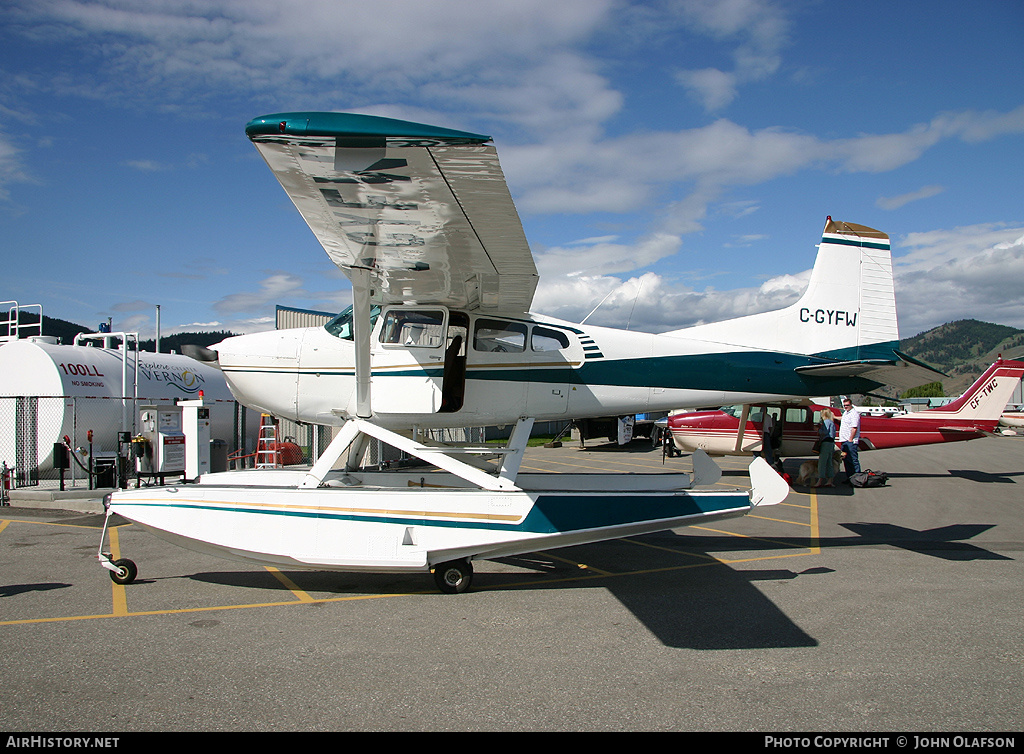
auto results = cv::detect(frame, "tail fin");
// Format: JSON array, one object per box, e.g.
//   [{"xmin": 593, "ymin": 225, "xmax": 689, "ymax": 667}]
[
  {"xmin": 917, "ymin": 358, "xmax": 1024, "ymax": 422},
  {"xmin": 668, "ymin": 218, "xmax": 898, "ymax": 359}
]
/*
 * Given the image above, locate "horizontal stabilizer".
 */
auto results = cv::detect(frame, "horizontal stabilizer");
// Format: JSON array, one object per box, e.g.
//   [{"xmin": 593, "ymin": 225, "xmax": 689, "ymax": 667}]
[
  {"xmin": 181, "ymin": 345, "xmax": 220, "ymax": 365},
  {"xmin": 691, "ymin": 449, "xmax": 722, "ymax": 488},
  {"xmin": 795, "ymin": 351, "xmax": 945, "ymax": 391},
  {"xmin": 748, "ymin": 457, "xmax": 790, "ymax": 507}
]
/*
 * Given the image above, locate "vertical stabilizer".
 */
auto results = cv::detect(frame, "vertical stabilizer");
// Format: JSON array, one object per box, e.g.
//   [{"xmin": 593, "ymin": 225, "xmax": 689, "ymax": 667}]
[
  {"xmin": 665, "ymin": 218, "xmax": 898, "ymax": 359},
  {"xmin": 915, "ymin": 359, "xmax": 1024, "ymax": 422},
  {"xmin": 822, "ymin": 219, "xmax": 898, "ymax": 353}
]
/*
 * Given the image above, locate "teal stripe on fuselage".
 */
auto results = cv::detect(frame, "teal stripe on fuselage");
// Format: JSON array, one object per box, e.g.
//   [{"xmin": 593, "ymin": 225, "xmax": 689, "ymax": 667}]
[
  {"xmin": 118, "ymin": 491, "xmax": 746, "ymax": 534},
  {"xmin": 222, "ymin": 342, "xmax": 901, "ymax": 397},
  {"xmin": 461, "ymin": 342, "xmax": 900, "ymax": 396}
]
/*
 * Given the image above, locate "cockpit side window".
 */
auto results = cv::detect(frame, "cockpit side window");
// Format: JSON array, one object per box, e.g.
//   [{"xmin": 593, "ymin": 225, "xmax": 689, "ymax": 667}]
[
  {"xmin": 531, "ymin": 326, "xmax": 570, "ymax": 352},
  {"xmin": 473, "ymin": 319, "xmax": 527, "ymax": 353},
  {"xmin": 325, "ymin": 305, "xmax": 382, "ymax": 341},
  {"xmin": 379, "ymin": 309, "xmax": 446, "ymax": 348}
]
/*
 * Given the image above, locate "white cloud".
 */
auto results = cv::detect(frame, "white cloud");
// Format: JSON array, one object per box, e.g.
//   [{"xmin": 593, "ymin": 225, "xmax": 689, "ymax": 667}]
[
  {"xmin": 675, "ymin": 68, "xmax": 738, "ymax": 111},
  {"xmin": 673, "ymin": 0, "xmax": 789, "ymax": 112},
  {"xmin": 535, "ymin": 233, "xmax": 682, "ymax": 278},
  {"xmin": 9, "ymin": 0, "xmax": 617, "ymax": 136},
  {"xmin": 7, "ymin": 0, "xmax": 1024, "ymax": 341},
  {"xmin": 0, "ymin": 132, "xmax": 31, "ymax": 201},
  {"xmin": 534, "ymin": 262, "xmax": 811, "ymax": 333},
  {"xmin": 532, "ymin": 224, "xmax": 1024, "ymax": 336},
  {"xmin": 10, "ymin": 1, "xmax": 1024, "ymax": 246},
  {"xmin": 876, "ymin": 185, "xmax": 945, "ymax": 211},
  {"xmin": 213, "ymin": 272, "xmax": 307, "ymax": 315},
  {"xmin": 893, "ymin": 225, "xmax": 1024, "ymax": 335},
  {"xmin": 123, "ymin": 159, "xmax": 167, "ymax": 172}
]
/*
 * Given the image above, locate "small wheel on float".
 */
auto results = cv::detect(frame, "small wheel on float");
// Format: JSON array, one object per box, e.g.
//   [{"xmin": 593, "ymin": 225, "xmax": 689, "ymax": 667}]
[
  {"xmin": 432, "ymin": 559, "xmax": 473, "ymax": 594},
  {"xmin": 109, "ymin": 558, "xmax": 138, "ymax": 585}
]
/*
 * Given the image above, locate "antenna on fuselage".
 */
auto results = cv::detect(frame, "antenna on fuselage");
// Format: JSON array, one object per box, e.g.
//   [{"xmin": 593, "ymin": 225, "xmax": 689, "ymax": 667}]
[
  {"xmin": 580, "ymin": 288, "xmax": 615, "ymax": 325},
  {"xmin": 626, "ymin": 278, "xmax": 644, "ymax": 331}
]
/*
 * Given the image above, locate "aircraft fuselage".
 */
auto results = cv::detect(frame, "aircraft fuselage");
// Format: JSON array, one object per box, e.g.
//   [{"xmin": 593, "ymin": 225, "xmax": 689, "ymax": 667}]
[{"xmin": 215, "ymin": 305, "xmax": 892, "ymax": 429}]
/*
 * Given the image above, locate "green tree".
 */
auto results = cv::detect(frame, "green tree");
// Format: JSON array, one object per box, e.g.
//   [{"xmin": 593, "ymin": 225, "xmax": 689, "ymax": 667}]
[{"xmin": 901, "ymin": 381, "xmax": 944, "ymax": 399}]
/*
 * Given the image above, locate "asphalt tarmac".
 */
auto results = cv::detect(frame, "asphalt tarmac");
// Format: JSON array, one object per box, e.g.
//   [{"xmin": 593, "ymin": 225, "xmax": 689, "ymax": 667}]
[{"xmin": 1, "ymin": 436, "xmax": 1022, "ymax": 733}]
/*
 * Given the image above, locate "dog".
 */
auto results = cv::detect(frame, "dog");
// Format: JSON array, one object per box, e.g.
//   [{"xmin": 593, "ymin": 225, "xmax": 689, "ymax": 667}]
[{"xmin": 796, "ymin": 451, "xmax": 842, "ymax": 487}]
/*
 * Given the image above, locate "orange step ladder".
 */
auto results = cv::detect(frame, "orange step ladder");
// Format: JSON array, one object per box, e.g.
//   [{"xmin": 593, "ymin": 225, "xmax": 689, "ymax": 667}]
[{"xmin": 255, "ymin": 414, "xmax": 280, "ymax": 469}]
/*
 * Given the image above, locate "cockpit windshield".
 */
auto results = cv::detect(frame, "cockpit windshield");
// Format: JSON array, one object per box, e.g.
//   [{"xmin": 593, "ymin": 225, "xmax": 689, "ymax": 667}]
[{"xmin": 325, "ymin": 305, "xmax": 382, "ymax": 341}]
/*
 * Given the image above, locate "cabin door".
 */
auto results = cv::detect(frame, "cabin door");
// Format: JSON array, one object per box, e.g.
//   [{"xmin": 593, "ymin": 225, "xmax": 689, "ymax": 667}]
[{"xmin": 371, "ymin": 307, "xmax": 448, "ymax": 415}]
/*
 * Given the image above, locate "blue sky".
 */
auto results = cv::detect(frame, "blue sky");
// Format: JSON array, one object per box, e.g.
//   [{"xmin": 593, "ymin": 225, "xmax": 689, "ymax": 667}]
[{"xmin": 2, "ymin": 0, "xmax": 1023, "ymax": 341}]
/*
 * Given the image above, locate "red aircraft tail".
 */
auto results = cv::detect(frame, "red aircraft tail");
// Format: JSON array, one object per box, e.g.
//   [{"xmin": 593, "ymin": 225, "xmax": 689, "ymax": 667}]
[{"xmin": 919, "ymin": 358, "xmax": 1024, "ymax": 423}]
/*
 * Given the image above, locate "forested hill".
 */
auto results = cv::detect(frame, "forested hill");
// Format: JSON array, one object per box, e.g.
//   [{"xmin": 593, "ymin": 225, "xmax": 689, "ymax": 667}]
[
  {"xmin": 900, "ymin": 319, "xmax": 1024, "ymax": 396},
  {"xmin": 137, "ymin": 331, "xmax": 236, "ymax": 352}
]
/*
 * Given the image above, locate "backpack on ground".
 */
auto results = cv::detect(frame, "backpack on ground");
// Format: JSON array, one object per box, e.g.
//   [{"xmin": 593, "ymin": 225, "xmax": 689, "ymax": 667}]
[{"xmin": 850, "ymin": 470, "xmax": 888, "ymax": 488}]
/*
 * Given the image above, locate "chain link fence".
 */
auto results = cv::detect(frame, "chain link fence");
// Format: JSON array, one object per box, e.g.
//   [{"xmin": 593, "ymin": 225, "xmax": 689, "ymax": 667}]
[
  {"xmin": 0, "ymin": 395, "xmax": 257, "ymax": 492},
  {"xmin": 0, "ymin": 395, "xmax": 566, "ymax": 497}
]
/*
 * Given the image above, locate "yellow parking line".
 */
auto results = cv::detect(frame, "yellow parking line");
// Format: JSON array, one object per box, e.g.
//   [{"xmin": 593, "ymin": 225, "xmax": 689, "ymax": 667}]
[
  {"xmin": 719, "ymin": 550, "xmax": 817, "ymax": 565},
  {"xmin": 809, "ymin": 490, "xmax": 821, "ymax": 554},
  {"xmin": 0, "ymin": 591, "xmax": 423, "ymax": 626},
  {"xmin": 108, "ymin": 526, "xmax": 128, "ymax": 617},
  {"xmin": 265, "ymin": 567, "xmax": 316, "ymax": 602},
  {"xmin": 538, "ymin": 550, "xmax": 615, "ymax": 576},
  {"xmin": 748, "ymin": 514, "xmax": 813, "ymax": 527}
]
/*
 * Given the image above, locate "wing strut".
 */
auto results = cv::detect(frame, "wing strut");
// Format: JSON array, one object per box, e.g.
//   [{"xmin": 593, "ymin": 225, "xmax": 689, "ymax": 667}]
[
  {"xmin": 734, "ymin": 404, "xmax": 751, "ymax": 454},
  {"xmin": 350, "ymin": 267, "xmax": 373, "ymax": 419},
  {"xmin": 299, "ymin": 418, "xmax": 525, "ymax": 491}
]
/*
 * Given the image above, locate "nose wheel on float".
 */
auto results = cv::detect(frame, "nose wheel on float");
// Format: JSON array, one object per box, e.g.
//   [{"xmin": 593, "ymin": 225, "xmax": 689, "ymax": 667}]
[
  {"xmin": 97, "ymin": 495, "xmax": 138, "ymax": 585},
  {"xmin": 101, "ymin": 555, "xmax": 138, "ymax": 584}
]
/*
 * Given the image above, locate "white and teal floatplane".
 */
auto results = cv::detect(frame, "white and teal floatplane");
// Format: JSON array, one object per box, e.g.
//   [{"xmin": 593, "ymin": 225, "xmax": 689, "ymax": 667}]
[{"xmin": 99, "ymin": 112, "xmax": 940, "ymax": 593}]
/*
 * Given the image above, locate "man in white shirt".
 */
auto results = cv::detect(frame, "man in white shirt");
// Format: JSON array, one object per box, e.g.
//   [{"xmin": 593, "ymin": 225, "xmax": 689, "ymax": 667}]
[{"xmin": 838, "ymin": 396, "xmax": 861, "ymax": 482}]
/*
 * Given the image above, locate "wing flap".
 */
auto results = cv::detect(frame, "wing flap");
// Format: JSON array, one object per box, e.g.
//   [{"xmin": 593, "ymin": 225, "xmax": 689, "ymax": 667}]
[{"xmin": 246, "ymin": 112, "xmax": 537, "ymax": 313}]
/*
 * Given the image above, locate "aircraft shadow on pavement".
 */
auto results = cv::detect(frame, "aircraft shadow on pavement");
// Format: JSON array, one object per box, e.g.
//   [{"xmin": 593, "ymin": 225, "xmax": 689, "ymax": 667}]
[
  {"xmin": 175, "ymin": 545, "xmax": 816, "ymax": 650},
  {"xmin": 836, "ymin": 522, "xmax": 1010, "ymax": 561},
  {"xmin": 945, "ymin": 469, "xmax": 1023, "ymax": 484},
  {"xmin": 575, "ymin": 560, "xmax": 820, "ymax": 651},
  {"xmin": 673, "ymin": 523, "xmax": 1009, "ymax": 562},
  {"xmin": 856, "ymin": 470, "xmax": 1022, "ymax": 484},
  {"xmin": 175, "ymin": 519, "xmax": 1006, "ymax": 649},
  {"xmin": 0, "ymin": 582, "xmax": 72, "ymax": 598}
]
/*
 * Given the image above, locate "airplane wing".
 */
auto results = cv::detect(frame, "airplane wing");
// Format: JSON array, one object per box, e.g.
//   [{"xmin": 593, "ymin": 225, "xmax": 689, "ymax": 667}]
[
  {"xmin": 246, "ymin": 112, "xmax": 538, "ymax": 313},
  {"xmin": 794, "ymin": 350, "xmax": 945, "ymax": 391}
]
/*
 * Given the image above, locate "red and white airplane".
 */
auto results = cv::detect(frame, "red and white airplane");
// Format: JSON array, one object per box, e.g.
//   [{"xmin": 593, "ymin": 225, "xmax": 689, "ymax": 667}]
[{"xmin": 666, "ymin": 357, "xmax": 1024, "ymax": 457}]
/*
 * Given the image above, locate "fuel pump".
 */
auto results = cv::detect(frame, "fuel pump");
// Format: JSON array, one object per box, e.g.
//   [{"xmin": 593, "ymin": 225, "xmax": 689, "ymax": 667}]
[
  {"xmin": 179, "ymin": 393, "xmax": 211, "ymax": 480},
  {"xmin": 136, "ymin": 404, "xmax": 185, "ymax": 484}
]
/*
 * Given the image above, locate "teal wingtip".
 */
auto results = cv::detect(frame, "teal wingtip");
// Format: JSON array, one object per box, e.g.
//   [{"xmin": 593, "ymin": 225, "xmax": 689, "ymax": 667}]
[{"xmin": 246, "ymin": 112, "xmax": 491, "ymax": 142}]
